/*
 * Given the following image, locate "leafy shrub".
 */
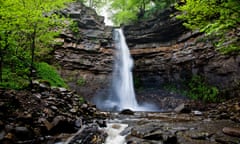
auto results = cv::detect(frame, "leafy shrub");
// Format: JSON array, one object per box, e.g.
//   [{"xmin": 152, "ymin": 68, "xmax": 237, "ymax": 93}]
[
  {"xmin": 35, "ymin": 62, "xmax": 67, "ymax": 88},
  {"xmin": 164, "ymin": 75, "xmax": 219, "ymax": 102},
  {"xmin": 77, "ymin": 77, "xmax": 86, "ymax": 86},
  {"xmin": 187, "ymin": 75, "xmax": 219, "ymax": 102},
  {"xmin": 0, "ymin": 68, "xmax": 29, "ymax": 90},
  {"xmin": 79, "ymin": 96, "xmax": 85, "ymax": 104}
]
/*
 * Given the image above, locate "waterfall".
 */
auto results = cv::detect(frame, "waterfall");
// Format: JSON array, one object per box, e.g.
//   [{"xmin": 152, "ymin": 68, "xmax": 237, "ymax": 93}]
[
  {"xmin": 94, "ymin": 28, "xmax": 159, "ymax": 112},
  {"xmin": 111, "ymin": 28, "xmax": 139, "ymax": 110}
]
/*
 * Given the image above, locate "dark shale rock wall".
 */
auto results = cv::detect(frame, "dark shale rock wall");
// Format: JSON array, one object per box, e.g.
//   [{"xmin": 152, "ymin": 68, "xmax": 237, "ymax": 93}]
[
  {"xmin": 123, "ymin": 7, "xmax": 240, "ymax": 97},
  {"xmin": 54, "ymin": 2, "xmax": 114, "ymax": 100},
  {"xmin": 123, "ymin": 7, "xmax": 187, "ymax": 47}
]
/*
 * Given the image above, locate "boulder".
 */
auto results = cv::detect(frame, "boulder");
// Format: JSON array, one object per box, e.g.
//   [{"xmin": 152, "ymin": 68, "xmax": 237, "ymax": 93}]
[
  {"xmin": 174, "ymin": 103, "xmax": 191, "ymax": 114},
  {"xmin": 14, "ymin": 127, "xmax": 33, "ymax": 140},
  {"xmin": 223, "ymin": 127, "xmax": 240, "ymax": 137},
  {"xmin": 66, "ymin": 124, "xmax": 107, "ymax": 144},
  {"xmin": 120, "ymin": 109, "xmax": 135, "ymax": 115}
]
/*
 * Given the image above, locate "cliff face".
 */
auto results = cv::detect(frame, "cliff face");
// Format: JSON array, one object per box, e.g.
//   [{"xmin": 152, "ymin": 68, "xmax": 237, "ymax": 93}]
[
  {"xmin": 55, "ymin": 3, "xmax": 240, "ymax": 102},
  {"xmin": 123, "ymin": 8, "xmax": 240, "ymax": 97},
  {"xmin": 124, "ymin": 8, "xmax": 187, "ymax": 47},
  {"xmin": 54, "ymin": 2, "xmax": 114, "ymax": 99}
]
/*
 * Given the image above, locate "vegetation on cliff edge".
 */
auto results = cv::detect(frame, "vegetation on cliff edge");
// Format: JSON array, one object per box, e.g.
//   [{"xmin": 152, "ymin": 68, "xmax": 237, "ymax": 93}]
[{"xmin": 176, "ymin": 0, "xmax": 240, "ymax": 54}]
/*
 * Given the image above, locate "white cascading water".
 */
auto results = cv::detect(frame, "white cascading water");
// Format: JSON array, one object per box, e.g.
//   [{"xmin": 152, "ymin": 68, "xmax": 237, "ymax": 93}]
[
  {"xmin": 112, "ymin": 28, "xmax": 139, "ymax": 110},
  {"xmin": 104, "ymin": 123, "xmax": 128, "ymax": 144},
  {"xmin": 95, "ymin": 28, "xmax": 158, "ymax": 111}
]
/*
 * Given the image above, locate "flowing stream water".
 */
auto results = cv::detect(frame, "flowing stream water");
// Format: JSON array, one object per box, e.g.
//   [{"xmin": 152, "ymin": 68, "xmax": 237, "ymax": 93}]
[{"xmin": 104, "ymin": 123, "xmax": 128, "ymax": 144}]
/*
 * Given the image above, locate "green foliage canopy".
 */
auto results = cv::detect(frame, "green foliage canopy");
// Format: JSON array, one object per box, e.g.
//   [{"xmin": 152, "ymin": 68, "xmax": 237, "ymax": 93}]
[
  {"xmin": 176, "ymin": 0, "xmax": 240, "ymax": 53},
  {"xmin": 79, "ymin": 0, "xmax": 177, "ymax": 25},
  {"xmin": 111, "ymin": 0, "xmax": 177, "ymax": 25},
  {"xmin": 110, "ymin": 0, "xmax": 149, "ymax": 25},
  {"xmin": 0, "ymin": 0, "xmax": 73, "ymax": 89},
  {"xmin": 0, "ymin": 0, "xmax": 73, "ymax": 58}
]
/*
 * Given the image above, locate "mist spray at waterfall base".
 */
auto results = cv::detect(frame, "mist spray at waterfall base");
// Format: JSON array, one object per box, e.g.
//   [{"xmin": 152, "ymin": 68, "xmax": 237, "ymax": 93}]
[{"xmin": 94, "ymin": 28, "xmax": 158, "ymax": 112}]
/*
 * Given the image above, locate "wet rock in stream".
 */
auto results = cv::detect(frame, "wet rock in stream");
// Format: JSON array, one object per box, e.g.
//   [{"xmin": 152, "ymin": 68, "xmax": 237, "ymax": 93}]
[
  {"xmin": 222, "ymin": 127, "xmax": 240, "ymax": 137},
  {"xmin": 122, "ymin": 118, "xmax": 240, "ymax": 144},
  {"xmin": 109, "ymin": 98, "xmax": 240, "ymax": 144},
  {"xmin": 66, "ymin": 124, "xmax": 107, "ymax": 144},
  {"xmin": 120, "ymin": 109, "xmax": 135, "ymax": 115},
  {"xmin": 174, "ymin": 103, "xmax": 191, "ymax": 114}
]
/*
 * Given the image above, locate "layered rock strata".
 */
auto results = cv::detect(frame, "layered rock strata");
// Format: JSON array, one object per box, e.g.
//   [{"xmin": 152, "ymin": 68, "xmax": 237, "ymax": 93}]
[
  {"xmin": 54, "ymin": 2, "xmax": 114, "ymax": 99},
  {"xmin": 123, "ymin": 8, "xmax": 240, "ymax": 97}
]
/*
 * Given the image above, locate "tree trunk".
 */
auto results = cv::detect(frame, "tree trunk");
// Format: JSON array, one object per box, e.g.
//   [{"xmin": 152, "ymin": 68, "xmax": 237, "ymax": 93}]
[
  {"xmin": 0, "ymin": 46, "xmax": 2, "ymax": 82},
  {"xmin": 29, "ymin": 25, "xmax": 37, "ymax": 89},
  {"xmin": 0, "ymin": 33, "xmax": 9, "ymax": 83}
]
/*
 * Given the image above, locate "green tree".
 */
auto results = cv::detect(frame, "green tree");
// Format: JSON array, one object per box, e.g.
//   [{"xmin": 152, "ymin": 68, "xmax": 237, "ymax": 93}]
[
  {"xmin": 0, "ymin": 0, "xmax": 73, "ymax": 88},
  {"xmin": 109, "ymin": 0, "xmax": 177, "ymax": 25},
  {"xmin": 152, "ymin": 0, "xmax": 176, "ymax": 9},
  {"xmin": 176, "ymin": 0, "xmax": 240, "ymax": 53},
  {"xmin": 110, "ymin": 0, "xmax": 150, "ymax": 25},
  {"xmin": 79, "ymin": 0, "xmax": 177, "ymax": 25}
]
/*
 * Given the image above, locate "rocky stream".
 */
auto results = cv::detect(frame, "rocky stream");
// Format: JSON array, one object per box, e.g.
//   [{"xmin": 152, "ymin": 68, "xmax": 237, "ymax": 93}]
[{"xmin": 0, "ymin": 82, "xmax": 239, "ymax": 144}]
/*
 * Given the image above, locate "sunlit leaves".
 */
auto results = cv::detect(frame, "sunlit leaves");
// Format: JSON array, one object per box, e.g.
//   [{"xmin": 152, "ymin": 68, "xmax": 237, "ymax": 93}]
[
  {"xmin": 109, "ymin": 0, "xmax": 177, "ymax": 26},
  {"xmin": 110, "ymin": 0, "xmax": 151, "ymax": 25},
  {"xmin": 0, "ymin": 0, "xmax": 73, "ymax": 88},
  {"xmin": 176, "ymin": 0, "xmax": 240, "ymax": 53},
  {"xmin": 176, "ymin": 0, "xmax": 240, "ymax": 34},
  {"xmin": 0, "ymin": 0, "xmax": 73, "ymax": 58},
  {"xmin": 112, "ymin": 11, "xmax": 138, "ymax": 25}
]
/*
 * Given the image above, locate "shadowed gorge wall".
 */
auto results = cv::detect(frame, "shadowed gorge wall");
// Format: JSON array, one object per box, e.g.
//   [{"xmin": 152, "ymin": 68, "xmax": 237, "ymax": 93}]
[{"xmin": 123, "ymin": 7, "xmax": 240, "ymax": 97}]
